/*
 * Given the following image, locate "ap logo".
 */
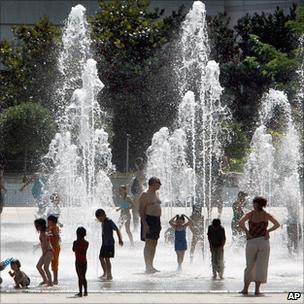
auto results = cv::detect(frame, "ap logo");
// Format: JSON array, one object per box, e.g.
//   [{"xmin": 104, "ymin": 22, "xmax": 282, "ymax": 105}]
[{"xmin": 287, "ymin": 292, "xmax": 302, "ymax": 300}]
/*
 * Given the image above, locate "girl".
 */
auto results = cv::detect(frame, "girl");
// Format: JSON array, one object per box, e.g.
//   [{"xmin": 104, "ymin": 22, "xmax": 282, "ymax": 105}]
[
  {"xmin": 72, "ymin": 227, "xmax": 89, "ymax": 297},
  {"xmin": 169, "ymin": 214, "xmax": 192, "ymax": 271},
  {"xmin": 116, "ymin": 185, "xmax": 134, "ymax": 246},
  {"xmin": 34, "ymin": 218, "xmax": 53, "ymax": 286}
]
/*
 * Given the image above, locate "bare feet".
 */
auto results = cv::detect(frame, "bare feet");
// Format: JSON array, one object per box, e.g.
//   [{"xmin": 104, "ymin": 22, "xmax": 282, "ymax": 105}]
[
  {"xmin": 53, "ymin": 280, "xmax": 58, "ymax": 285},
  {"xmin": 239, "ymin": 290, "xmax": 248, "ymax": 295},
  {"xmin": 145, "ymin": 268, "xmax": 160, "ymax": 274},
  {"xmin": 39, "ymin": 281, "xmax": 47, "ymax": 286},
  {"xmin": 84, "ymin": 292, "xmax": 88, "ymax": 296},
  {"xmin": 98, "ymin": 275, "xmax": 106, "ymax": 280},
  {"xmin": 75, "ymin": 292, "xmax": 82, "ymax": 297}
]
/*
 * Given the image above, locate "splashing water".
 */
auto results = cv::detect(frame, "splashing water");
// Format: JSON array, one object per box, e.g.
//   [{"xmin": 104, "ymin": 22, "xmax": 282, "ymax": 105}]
[
  {"xmin": 43, "ymin": 5, "xmax": 113, "ymax": 220},
  {"xmin": 147, "ymin": 1, "xmax": 230, "ymax": 222},
  {"xmin": 240, "ymin": 89, "xmax": 303, "ymax": 250}
]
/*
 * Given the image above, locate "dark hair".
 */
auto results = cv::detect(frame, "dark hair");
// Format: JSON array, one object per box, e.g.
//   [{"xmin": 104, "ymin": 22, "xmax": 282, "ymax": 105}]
[
  {"xmin": 34, "ymin": 218, "xmax": 47, "ymax": 232},
  {"xmin": 10, "ymin": 259, "xmax": 21, "ymax": 268},
  {"xmin": 95, "ymin": 208, "xmax": 105, "ymax": 218},
  {"xmin": 212, "ymin": 218, "xmax": 221, "ymax": 227},
  {"xmin": 76, "ymin": 227, "xmax": 86, "ymax": 238},
  {"xmin": 47, "ymin": 215, "xmax": 58, "ymax": 224},
  {"xmin": 238, "ymin": 191, "xmax": 248, "ymax": 198},
  {"xmin": 148, "ymin": 176, "xmax": 160, "ymax": 186},
  {"xmin": 176, "ymin": 215, "xmax": 185, "ymax": 222},
  {"xmin": 253, "ymin": 196, "xmax": 267, "ymax": 210}
]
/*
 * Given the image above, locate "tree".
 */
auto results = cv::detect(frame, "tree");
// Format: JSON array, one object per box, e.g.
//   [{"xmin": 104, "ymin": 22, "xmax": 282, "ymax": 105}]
[
  {"xmin": 91, "ymin": 0, "xmax": 185, "ymax": 170},
  {"xmin": 235, "ymin": 4, "xmax": 298, "ymax": 55},
  {"xmin": 0, "ymin": 17, "xmax": 60, "ymax": 113},
  {"xmin": 0, "ymin": 102, "xmax": 56, "ymax": 172}
]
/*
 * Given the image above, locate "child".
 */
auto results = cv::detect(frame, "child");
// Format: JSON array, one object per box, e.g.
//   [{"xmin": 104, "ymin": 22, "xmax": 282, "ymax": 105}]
[
  {"xmin": 34, "ymin": 218, "xmax": 53, "ymax": 286},
  {"xmin": 207, "ymin": 218, "xmax": 226, "ymax": 279},
  {"xmin": 95, "ymin": 209, "xmax": 123, "ymax": 281},
  {"xmin": 47, "ymin": 193, "xmax": 63, "ymax": 227},
  {"xmin": 169, "ymin": 214, "xmax": 192, "ymax": 271},
  {"xmin": 116, "ymin": 185, "xmax": 134, "ymax": 246},
  {"xmin": 72, "ymin": 227, "xmax": 89, "ymax": 297},
  {"xmin": 47, "ymin": 215, "xmax": 61, "ymax": 285},
  {"xmin": 8, "ymin": 259, "xmax": 30, "ymax": 289}
]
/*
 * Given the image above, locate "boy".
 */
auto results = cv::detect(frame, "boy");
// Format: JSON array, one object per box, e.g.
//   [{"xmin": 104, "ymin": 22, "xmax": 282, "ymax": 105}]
[
  {"xmin": 207, "ymin": 218, "xmax": 226, "ymax": 279},
  {"xmin": 47, "ymin": 215, "xmax": 61, "ymax": 284},
  {"xmin": 95, "ymin": 209, "xmax": 123, "ymax": 281}
]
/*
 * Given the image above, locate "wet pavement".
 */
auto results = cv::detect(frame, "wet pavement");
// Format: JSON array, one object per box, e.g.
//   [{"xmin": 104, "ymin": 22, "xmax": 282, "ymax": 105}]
[{"xmin": 0, "ymin": 207, "xmax": 303, "ymax": 294}]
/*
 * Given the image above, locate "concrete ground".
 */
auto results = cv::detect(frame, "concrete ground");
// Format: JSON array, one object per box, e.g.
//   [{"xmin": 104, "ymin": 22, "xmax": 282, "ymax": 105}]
[
  {"xmin": 1, "ymin": 207, "xmax": 303, "ymax": 304},
  {"xmin": 1, "ymin": 291, "xmax": 302, "ymax": 304}
]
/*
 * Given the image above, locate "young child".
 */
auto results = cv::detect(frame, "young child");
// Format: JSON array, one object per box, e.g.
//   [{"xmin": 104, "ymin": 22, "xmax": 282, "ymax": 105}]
[
  {"xmin": 116, "ymin": 185, "xmax": 134, "ymax": 246},
  {"xmin": 8, "ymin": 259, "xmax": 30, "ymax": 289},
  {"xmin": 34, "ymin": 218, "xmax": 53, "ymax": 286},
  {"xmin": 169, "ymin": 214, "xmax": 192, "ymax": 271},
  {"xmin": 207, "ymin": 218, "xmax": 226, "ymax": 279},
  {"xmin": 72, "ymin": 227, "xmax": 89, "ymax": 297},
  {"xmin": 47, "ymin": 215, "xmax": 61, "ymax": 285},
  {"xmin": 95, "ymin": 209, "xmax": 123, "ymax": 281}
]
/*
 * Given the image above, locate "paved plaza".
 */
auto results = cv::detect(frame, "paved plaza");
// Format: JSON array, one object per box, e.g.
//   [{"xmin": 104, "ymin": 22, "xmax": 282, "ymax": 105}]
[
  {"xmin": 1, "ymin": 291, "xmax": 301, "ymax": 304},
  {"xmin": 0, "ymin": 207, "xmax": 303, "ymax": 303}
]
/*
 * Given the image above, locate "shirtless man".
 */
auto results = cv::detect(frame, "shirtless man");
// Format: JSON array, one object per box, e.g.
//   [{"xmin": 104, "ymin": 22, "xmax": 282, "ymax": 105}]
[{"xmin": 139, "ymin": 177, "xmax": 162, "ymax": 274}]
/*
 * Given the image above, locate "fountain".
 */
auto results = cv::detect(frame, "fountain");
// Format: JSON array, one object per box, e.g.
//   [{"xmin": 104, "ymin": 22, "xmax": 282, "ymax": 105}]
[
  {"xmin": 239, "ymin": 88, "xmax": 303, "ymax": 251},
  {"xmin": 146, "ymin": 1, "xmax": 230, "ymax": 222},
  {"xmin": 0, "ymin": 0, "xmax": 303, "ymax": 294},
  {"xmin": 43, "ymin": 5, "xmax": 114, "ymax": 217}
]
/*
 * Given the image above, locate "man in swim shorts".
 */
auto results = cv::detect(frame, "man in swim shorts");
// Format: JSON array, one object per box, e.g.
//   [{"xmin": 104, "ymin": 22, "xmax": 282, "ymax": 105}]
[{"xmin": 139, "ymin": 177, "xmax": 162, "ymax": 274}]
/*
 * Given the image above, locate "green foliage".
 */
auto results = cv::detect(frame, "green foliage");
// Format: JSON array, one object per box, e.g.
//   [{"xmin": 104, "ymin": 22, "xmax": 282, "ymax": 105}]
[
  {"xmin": 244, "ymin": 34, "xmax": 297, "ymax": 86},
  {"xmin": 91, "ymin": 0, "xmax": 185, "ymax": 169},
  {"xmin": 224, "ymin": 122, "xmax": 250, "ymax": 172},
  {"xmin": 0, "ymin": 17, "xmax": 60, "ymax": 111},
  {"xmin": 0, "ymin": 102, "xmax": 56, "ymax": 169},
  {"xmin": 207, "ymin": 13, "xmax": 240, "ymax": 64},
  {"xmin": 286, "ymin": 6, "xmax": 304, "ymax": 34},
  {"xmin": 235, "ymin": 4, "xmax": 298, "ymax": 54}
]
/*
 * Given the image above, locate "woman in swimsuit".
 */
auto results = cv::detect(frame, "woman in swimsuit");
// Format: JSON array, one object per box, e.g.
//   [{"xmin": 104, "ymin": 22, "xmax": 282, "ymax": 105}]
[{"xmin": 116, "ymin": 185, "xmax": 134, "ymax": 246}]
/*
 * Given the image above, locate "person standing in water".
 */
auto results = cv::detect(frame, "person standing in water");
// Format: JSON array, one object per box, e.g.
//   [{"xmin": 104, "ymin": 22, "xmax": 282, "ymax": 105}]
[
  {"xmin": 139, "ymin": 176, "xmax": 162, "ymax": 274},
  {"xmin": 20, "ymin": 171, "xmax": 47, "ymax": 216},
  {"xmin": 169, "ymin": 214, "xmax": 192, "ymax": 271},
  {"xmin": 239, "ymin": 196, "xmax": 280, "ymax": 296},
  {"xmin": 116, "ymin": 185, "xmax": 134, "ymax": 246},
  {"xmin": 231, "ymin": 191, "xmax": 248, "ymax": 245}
]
